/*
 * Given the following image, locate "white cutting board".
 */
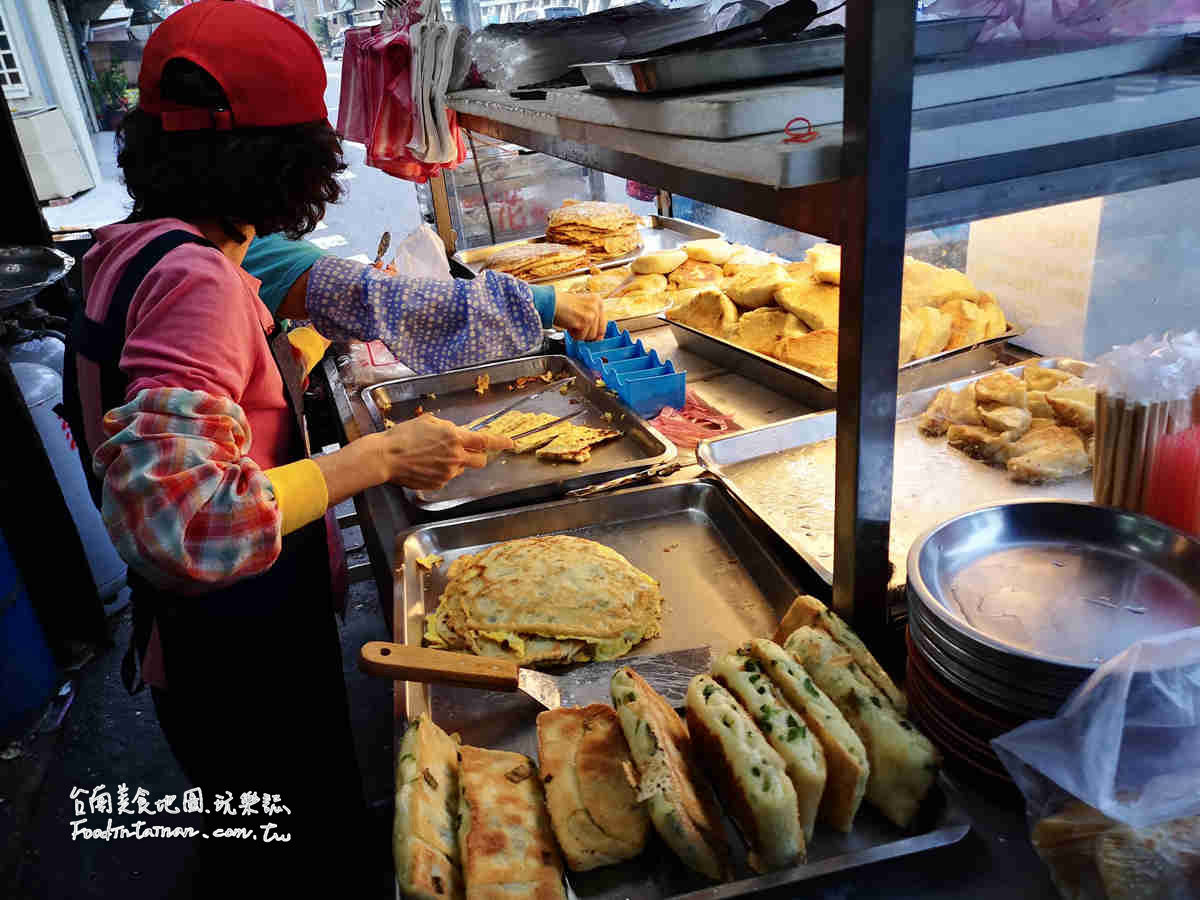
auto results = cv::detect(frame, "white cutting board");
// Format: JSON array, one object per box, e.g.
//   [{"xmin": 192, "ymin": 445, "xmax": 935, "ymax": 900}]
[{"xmin": 542, "ymin": 35, "xmax": 1194, "ymax": 139}]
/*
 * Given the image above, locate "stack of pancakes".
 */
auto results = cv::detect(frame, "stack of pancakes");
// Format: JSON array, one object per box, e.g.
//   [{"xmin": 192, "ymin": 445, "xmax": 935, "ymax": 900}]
[
  {"xmin": 546, "ymin": 200, "xmax": 642, "ymax": 260},
  {"xmin": 482, "ymin": 242, "xmax": 587, "ymax": 281}
]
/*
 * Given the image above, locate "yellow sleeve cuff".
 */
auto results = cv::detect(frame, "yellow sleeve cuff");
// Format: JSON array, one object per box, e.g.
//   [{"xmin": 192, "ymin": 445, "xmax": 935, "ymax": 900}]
[
  {"xmin": 264, "ymin": 458, "xmax": 328, "ymax": 535},
  {"xmin": 287, "ymin": 326, "xmax": 332, "ymax": 376}
]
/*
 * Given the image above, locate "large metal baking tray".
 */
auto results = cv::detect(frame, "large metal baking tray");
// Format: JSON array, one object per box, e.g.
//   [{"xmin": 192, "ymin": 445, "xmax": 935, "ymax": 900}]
[
  {"xmin": 575, "ymin": 16, "xmax": 992, "ymax": 94},
  {"xmin": 697, "ymin": 360, "xmax": 1094, "ymax": 590},
  {"xmin": 666, "ymin": 316, "xmax": 1028, "ymax": 410},
  {"xmin": 452, "ymin": 215, "xmax": 722, "ymax": 284},
  {"xmin": 361, "ymin": 354, "xmax": 675, "ymax": 516},
  {"xmin": 396, "ymin": 480, "xmax": 970, "ymax": 898}
]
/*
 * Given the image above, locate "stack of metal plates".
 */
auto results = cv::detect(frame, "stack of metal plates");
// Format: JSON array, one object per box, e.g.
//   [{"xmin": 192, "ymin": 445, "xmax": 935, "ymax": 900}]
[{"xmin": 905, "ymin": 500, "xmax": 1200, "ymax": 780}]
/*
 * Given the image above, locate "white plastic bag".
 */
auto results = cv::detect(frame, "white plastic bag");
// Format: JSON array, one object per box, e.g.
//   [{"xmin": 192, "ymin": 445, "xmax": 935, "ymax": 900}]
[
  {"xmin": 992, "ymin": 627, "xmax": 1200, "ymax": 899},
  {"xmin": 390, "ymin": 224, "xmax": 452, "ymax": 281}
]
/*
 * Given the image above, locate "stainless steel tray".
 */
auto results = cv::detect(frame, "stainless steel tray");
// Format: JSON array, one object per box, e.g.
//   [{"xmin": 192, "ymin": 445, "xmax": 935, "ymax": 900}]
[
  {"xmin": 666, "ymin": 316, "xmax": 1028, "ymax": 410},
  {"xmin": 575, "ymin": 16, "xmax": 992, "ymax": 94},
  {"xmin": 361, "ymin": 355, "xmax": 675, "ymax": 516},
  {"xmin": 697, "ymin": 360, "xmax": 1094, "ymax": 590},
  {"xmin": 396, "ymin": 480, "xmax": 970, "ymax": 898},
  {"xmin": 452, "ymin": 215, "xmax": 723, "ymax": 284}
]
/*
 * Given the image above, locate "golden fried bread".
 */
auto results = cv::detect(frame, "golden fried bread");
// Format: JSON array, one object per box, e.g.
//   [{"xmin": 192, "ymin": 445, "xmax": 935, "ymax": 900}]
[
  {"xmin": 805, "ymin": 243, "xmax": 842, "ymax": 285},
  {"xmin": 682, "ymin": 238, "xmax": 734, "ymax": 264},
  {"xmin": 1004, "ymin": 425, "xmax": 1090, "ymax": 482},
  {"xmin": 1027, "ymin": 391, "xmax": 1054, "ymax": 418},
  {"xmin": 912, "ymin": 306, "xmax": 952, "ymax": 360},
  {"xmin": 484, "ymin": 243, "xmax": 587, "ymax": 281},
  {"xmin": 941, "ymin": 299, "xmax": 987, "ymax": 350},
  {"xmin": 723, "ymin": 264, "xmax": 793, "ymax": 309},
  {"xmin": 611, "ymin": 273, "xmax": 668, "ymax": 297},
  {"xmin": 665, "ymin": 287, "xmax": 701, "ymax": 310},
  {"xmin": 899, "ymin": 306, "xmax": 921, "ymax": 365},
  {"xmin": 535, "ymin": 705, "xmax": 649, "ymax": 872},
  {"xmin": 456, "ymin": 746, "xmax": 565, "ymax": 900},
  {"xmin": 747, "ymin": 639, "xmax": 868, "ymax": 833},
  {"xmin": 918, "ymin": 388, "xmax": 955, "ymax": 437},
  {"xmin": 394, "ymin": 715, "xmax": 464, "ymax": 900},
  {"xmin": 977, "ymin": 292, "xmax": 1008, "ymax": 338},
  {"xmin": 947, "ymin": 424, "xmax": 1017, "ymax": 461},
  {"xmin": 612, "ymin": 667, "xmax": 731, "ymax": 881},
  {"xmin": 772, "ymin": 595, "xmax": 906, "ymax": 714},
  {"xmin": 947, "ymin": 381, "xmax": 983, "ymax": 426},
  {"xmin": 903, "ymin": 257, "xmax": 981, "ymax": 308},
  {"xmin": 1023, "ymin": 365, "xmax": 1078, "ymax": 393},
  {"xmin": 604, "ymin": 292, "xmax": 668, "ymax": 320},
  {"xmin": 548, "ymin": 199, "xmax": 639, "ymax": 231},
  {"xmin": 668, "ymin": 258, "xmax": 724, "ymax": 289},
  {"xmin": 774, "ymin": 277, "xmax": 839, "ymax": 330},
  {"xmin": 585, "ymin": 266, "xmax": 632, "ymax": 295},
  {"xmin": 784, "ymin": 628, "xmax": 940, "ymax": 830},
  {"xmin": 686, "ymin": 675, "xmax": 805, "ymax": 873},
  {"xmin": 975, "ymin": 371, "xmax": 1027, "ymax": 408},
  {"xmin": 712, "ymin": 650, "xmax": 826, "ymax": 843},
  {"xmin": 665, "ymin": 287, "xmax": 739, "ymax": 337},
  {"xmin": 775, "ymin": 329, "xmax": 839, "ymax": 380},
  {"xmin": 729, "ymin": 308, "xmax": 809, "ymax": 355},
  {"xmin": 632, "ymin": 249, "xmax": 688, "ymax": 275},
  {"xmin": 535, "ymin": 424, "xmax": 622, "ymax": 463}
]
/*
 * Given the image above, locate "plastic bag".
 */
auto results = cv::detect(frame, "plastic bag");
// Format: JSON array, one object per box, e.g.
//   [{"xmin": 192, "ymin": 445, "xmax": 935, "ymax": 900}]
[
  {"xmin": 921, "ymin": 0, "xmax": 1200, "ymax": 42},
  {"xmin": 992, "ymin": 627, "xmax": 1200, "ymax": 899},
  {"xmin": 390, "ymin": 224, "xmax": 452, "ymax": 281}
]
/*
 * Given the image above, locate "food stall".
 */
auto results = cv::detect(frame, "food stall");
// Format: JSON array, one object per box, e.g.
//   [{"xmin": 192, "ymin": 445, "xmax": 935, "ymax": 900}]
[{"xmin": 322, "ymin": 4, "xmax": 1200, "ymax": 897}]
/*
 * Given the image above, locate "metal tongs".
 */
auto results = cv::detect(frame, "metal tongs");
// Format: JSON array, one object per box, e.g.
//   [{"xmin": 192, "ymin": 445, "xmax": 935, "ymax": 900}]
[
  {"xmin": 565, "ymin": 461, "xmax": 685, "ymax": 497},
  {"xmin": 468, "ymin": 375, "xmax": 577, "ymax": 432}
]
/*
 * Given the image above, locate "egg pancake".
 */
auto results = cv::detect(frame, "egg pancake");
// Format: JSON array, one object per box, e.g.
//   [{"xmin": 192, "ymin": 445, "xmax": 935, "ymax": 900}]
[{"xmin": 424, "ymin": 536, "xmax": 664, "ymax": 666}]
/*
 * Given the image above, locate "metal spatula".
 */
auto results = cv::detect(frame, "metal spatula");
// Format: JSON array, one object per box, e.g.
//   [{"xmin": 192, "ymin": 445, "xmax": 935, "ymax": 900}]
[{"xmin": 360, "ymin": 642, "xmax": 712, "ymax": 710}]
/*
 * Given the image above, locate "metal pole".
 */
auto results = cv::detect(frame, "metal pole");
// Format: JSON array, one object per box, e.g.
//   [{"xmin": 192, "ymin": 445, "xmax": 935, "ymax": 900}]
[{"xmin": 832, "ymin": 0, "xmax": 916, "ymax": 635}]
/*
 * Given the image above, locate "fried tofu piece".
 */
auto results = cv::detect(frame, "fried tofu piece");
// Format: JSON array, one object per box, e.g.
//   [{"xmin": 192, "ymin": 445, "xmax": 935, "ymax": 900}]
[
  {"xmin": 918, "ymin": 388, "xmax": 955, "ymax": 437},
  {"xmin": 941, "ymin": 299, "xmax": 988, "ymax": 351},
  {"xmin": 774, "ymin": 329, "xmax": 839, "ymax": 380},
  {"xmin": 774, "ymin": 277, "xmax": 840, "ymax": 331},
  {"xmin": 899, "ymin": 306, "xmax": 921, "ymax": 365},
  {"xmin": 947, "ymin": 424, "xmax": 1017, "ymax": 462},
  {"xmin": 1046, "ymin": 386, "xmax": 1097, "ymax": 434},
  {"xmin": 979, "ymin": 405, "xmax": 1033, "ymax": 438},
  {"xmin": 912, "ymin": 306, "xmax": 953, "ymax": 360},
  {"xmin": 975, "ymin": 372, "xmax": 1027, "ymax": 409},
  {"xmin": 729, "ymin": 307, "xmax": 809, "ymax": 355},
  {"xmin": 722, "ymin": 264, "xmax": 794, "ymax": 309},
  {"xmin": 665, "ymin": 287, "xmax": 739, "ymax": 337}
]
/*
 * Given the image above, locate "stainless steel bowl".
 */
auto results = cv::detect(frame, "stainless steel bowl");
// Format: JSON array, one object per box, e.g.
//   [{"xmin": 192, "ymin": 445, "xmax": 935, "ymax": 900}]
[{"xmin": 0, "ymin": 246, "xmax": 75, "ymax": 310}]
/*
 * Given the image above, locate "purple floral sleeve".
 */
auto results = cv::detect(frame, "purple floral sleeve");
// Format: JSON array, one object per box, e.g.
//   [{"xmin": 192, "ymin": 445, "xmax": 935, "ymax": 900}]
[{"xmin": 304, "ymin": 256, "xmax": 544, "ymax": 374}]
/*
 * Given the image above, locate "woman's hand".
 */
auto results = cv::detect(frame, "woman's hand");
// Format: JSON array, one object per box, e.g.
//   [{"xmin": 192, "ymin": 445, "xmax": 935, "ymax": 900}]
[
  {"xmin": 372, "ymin": 415, "xmax": 513, "ymax": 490},
  {"xmin": 553, "ymin": 291, "xmax": 608, "ymax": 342}
]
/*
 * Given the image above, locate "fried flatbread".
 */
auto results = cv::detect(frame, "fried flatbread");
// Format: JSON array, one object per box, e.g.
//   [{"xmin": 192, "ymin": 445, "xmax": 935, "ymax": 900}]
[
  {"xmin": 610, "ymin": 273, "xmax": 667, "ymax": 297},
  {"xmin": 483, "ymin": 243, "xmax": 587, "ymax": 280},
  {"xmin": 604, "ymin": 292, "xmax": 668, "ymax": 320},
  {"xmin": 912, "ymin": 306, "xmax": 952, "ymax": 360},
  {"xmin": 918, "ymin": 388, "xmax": 955, "ymax": 437},
  {"xmin": 632, "ymin": 249, "xmax": 688, "ymax": 275},
  {"xmin": 535, "ymin": 424, "xmax": 622, "ymax": 463},
  {"xmin": 774, "ymin": 277, "xmax": 839, "ymax": 330},
  {"xmin": 1045, "ymin": 385, "xmax": 1096, "ymax": 433},
  {"xmin": 686, "ymin": 675, "xmax": 805, "ymax": 873},
  {"xmin": 977, "ymin": 292, "xmax": 1008, "ymax": 338},
  {"xmin": 1006, "ymin": 426, "xmax": 1091, "ymax": 483},
  {"xmin": 899, "ymin": 306, "xmax": 921, "ymax": 365},
  {"xmin": 903, "ymin": 257, "xmax": 981, "ymax": 308},
  {"xmin": 665, "ymin": 287, "xmax": 739, "ymax": 337},
  {"xmin": 585, "ymin": 266, "xmax": 632, "ymax": 295},
  {"xmin": 668, "ymin": 258, "xmax": 724, "ymax": 289},
  {"xmin": 457, "ymin": 746, "xmax": 565, "ymax": 900},
  {"xmin": 722, "ymin": 264, "xmax": 793, "ymax": 309},
  {"xmin": 775, "ymin": 329, "xmax": 839, "ymax": 381},
  {"xmin": 536, "ymin": 705, "xmax": 649, "ymax": 872},
  {"xmin": 975, "ymin": 371, "xmax": 1027, "ymax": 408},
  {"xmin": 682, "ymin": 238, "xmax": 734, "ymax": 265},
  {"xmin": 805, "ymin": 243, "xmax": 842, "ymax": 285},
  {"xmin": 979, "ymin": 405, "xmax": 1032, "ymax": 437},
  {"xmin": 941, "ymin": 299, "xmax": 987, "ymax": 351},
  {"xmin": 612, "ymin": 667, "xmax": 731, "ymax": 881},
  {"xmin": 728, "ymin": 307, "xmax": 809, "ymax": 355},
  {"xmin": 1023, "ymin": 365, "xmax": 1079, "ymax": 393},
  {"xmin": 395, "ymin": 715, "xmax": 464, "ymax": 900},
  {"xmin": 947, "ymin": 424, "xmax": 1017, "ymax": 462},
  {"xmin": 548, "ymin": 199, "xmax": 639, "ymax": 231}
]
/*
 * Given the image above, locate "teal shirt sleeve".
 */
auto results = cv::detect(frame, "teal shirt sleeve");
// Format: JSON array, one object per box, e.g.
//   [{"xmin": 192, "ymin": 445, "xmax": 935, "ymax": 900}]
[
  {"xmin": 241, "ymin": 234, "xmax": 328, "ymax": 315},
  {"xmin": 530, "ymin": 285, "xmax": 557, "ymax": 328}
]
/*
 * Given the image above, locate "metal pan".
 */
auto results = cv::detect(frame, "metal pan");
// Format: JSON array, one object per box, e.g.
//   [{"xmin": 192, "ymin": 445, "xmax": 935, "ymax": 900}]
[
  {"xmin": 396, "ymin": 480, "xmax": 970, "ymax": 898},
  {"xmin": 361, "ymin": 354, "xmax": 675, "ymax": 516},
  {"xmin": 452, "ymin": 215, "xmax": 722, "ymax": 283},
  {"xmin": 575, "ymin": 16, "xmax": 993, "ymax": 94},
  {"xmin": 666, "ymin": 316, "xmax": 1027, "ymax": 410},
  {"xmin": 696, "ymin": 360, "xmax": 1094, "ymax": 590}
]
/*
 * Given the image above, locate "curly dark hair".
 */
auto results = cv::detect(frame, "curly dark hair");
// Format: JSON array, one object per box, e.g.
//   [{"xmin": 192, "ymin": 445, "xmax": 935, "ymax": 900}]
[{"xmin": 117, "ymin": 59, "xmax": 345, "ymax": 242}]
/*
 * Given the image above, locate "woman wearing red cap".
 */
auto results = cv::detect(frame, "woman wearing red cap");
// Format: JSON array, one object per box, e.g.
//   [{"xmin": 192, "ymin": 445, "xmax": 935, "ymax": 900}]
[{"xmin": 62, "ymin": 0, "xmax": 599, "ymax": 892}]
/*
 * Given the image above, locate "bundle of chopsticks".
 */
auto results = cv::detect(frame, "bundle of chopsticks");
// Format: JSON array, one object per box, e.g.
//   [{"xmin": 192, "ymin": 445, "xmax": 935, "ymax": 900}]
[{"xmin": 1092, "ymin": 332, "xmax": 1200, "ymax": 534}]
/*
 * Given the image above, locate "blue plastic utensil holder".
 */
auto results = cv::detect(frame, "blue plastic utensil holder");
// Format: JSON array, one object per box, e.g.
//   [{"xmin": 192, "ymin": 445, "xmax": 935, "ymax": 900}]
[{"xmin": 566, "ymin": 324, "xmax": 685, "ymax": 417}]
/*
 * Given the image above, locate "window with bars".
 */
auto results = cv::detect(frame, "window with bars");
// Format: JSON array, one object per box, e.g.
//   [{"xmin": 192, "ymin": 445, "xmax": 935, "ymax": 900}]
[{"xmin": 0, "ymin": 11, "xmax": 30, "ymax": 100}]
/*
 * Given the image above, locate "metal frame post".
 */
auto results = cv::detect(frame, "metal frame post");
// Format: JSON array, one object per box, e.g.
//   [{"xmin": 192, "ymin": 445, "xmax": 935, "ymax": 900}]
[{"xmin": 833, "ymin": 0, "xmax": 916, "ymax": 634}]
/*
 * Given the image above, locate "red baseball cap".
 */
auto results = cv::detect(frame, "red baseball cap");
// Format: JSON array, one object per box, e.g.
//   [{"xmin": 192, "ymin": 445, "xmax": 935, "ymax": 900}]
[{"xmin": 139, "ymin": 0, "xmax": 327, "ymax": 132}]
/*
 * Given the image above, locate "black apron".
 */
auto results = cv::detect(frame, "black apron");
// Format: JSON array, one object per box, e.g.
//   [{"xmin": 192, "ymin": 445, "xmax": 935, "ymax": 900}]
[{"xmin": 62, "ymin": 230, "xmax": 372, "ymax": 894}]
